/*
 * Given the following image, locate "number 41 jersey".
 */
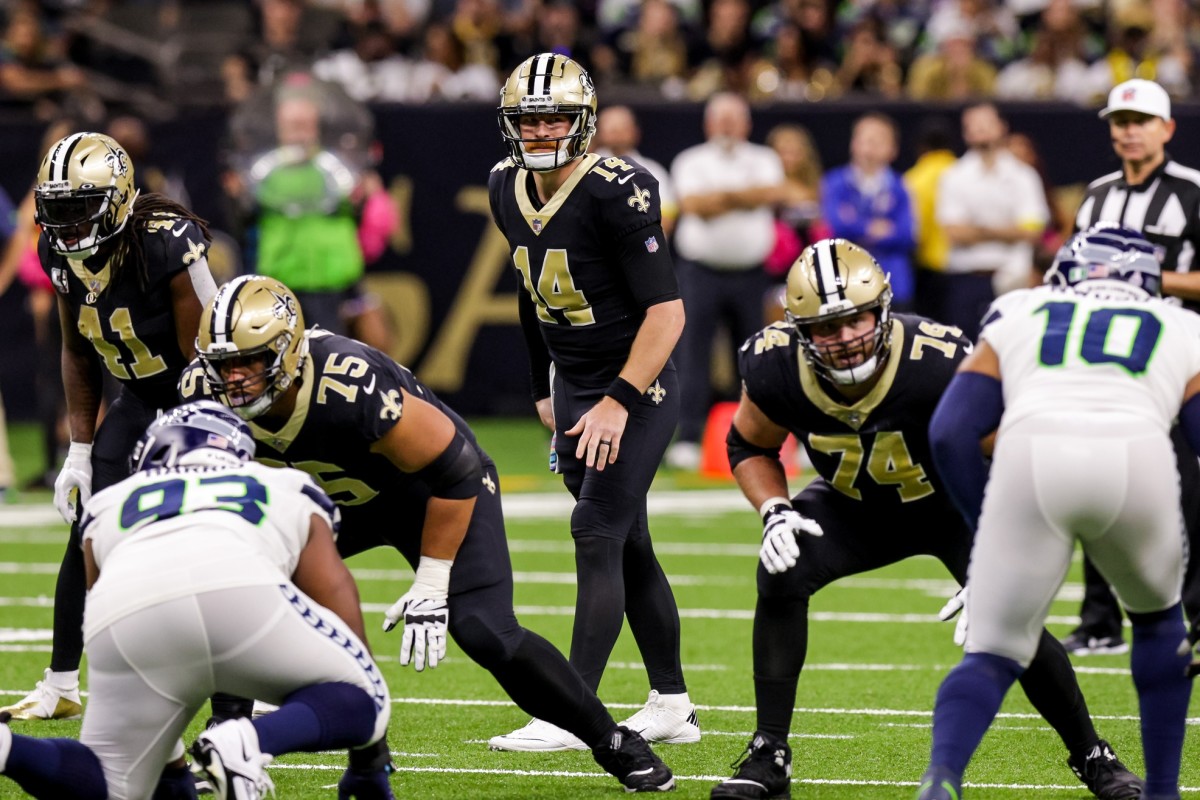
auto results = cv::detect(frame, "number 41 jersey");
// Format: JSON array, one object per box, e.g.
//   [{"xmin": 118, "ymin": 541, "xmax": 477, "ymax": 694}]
[
  {"xmin": 981, "ymin": 285, "xmax": 1200, "ymax": 433},
  {"xmin": 739, "ymin": 315, "xmax": 972, "ymax": 508},
  {"xmin": 489, "ymin": 152, "xmax": 671, "ymax": 387}
]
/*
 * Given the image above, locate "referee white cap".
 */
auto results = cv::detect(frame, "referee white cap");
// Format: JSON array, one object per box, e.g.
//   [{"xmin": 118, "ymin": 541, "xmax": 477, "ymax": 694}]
[{"xmin": 1099, "ymin": 79, "xmax": 1171, "ymax": 121}]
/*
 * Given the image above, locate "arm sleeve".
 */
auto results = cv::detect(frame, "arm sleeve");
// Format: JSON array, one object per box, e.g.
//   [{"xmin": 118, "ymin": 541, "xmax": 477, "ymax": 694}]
[
  {"xmin": 518, "ymin": 288, "xmax": 552, "ymax": 401},
  {"xmin": 616, "ymin": 223, "xmax": 679, "ymax": 309},
  {"xmin": 928, "ymin": 371, "xmax": 1005, "ymax": 530}
]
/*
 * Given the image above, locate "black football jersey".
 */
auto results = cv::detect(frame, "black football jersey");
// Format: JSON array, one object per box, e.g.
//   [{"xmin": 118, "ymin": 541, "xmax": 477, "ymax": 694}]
[
  {"xmin": 41, "ymin": 213, "xmax": 208, "ymax": 408},
  {"xmin": 489, "ymin": 152, "xmax": 669, "ymax": 387},
  {"xmin": 179, "ymin": 330, "xmax": 488, "ymax": 508},
  {"xmin": 739, "ymin": 314, "xmax": 971, "ymax": 508}
]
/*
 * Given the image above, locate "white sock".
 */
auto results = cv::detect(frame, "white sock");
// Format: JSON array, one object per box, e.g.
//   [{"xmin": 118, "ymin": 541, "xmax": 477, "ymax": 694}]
[
  {"xmin": 656, "ymin": 691, "xmax": 692, "ymax": 710},
  {"xmin": 0, "ymin": 719, "xmax": 11, "ymax": 772},
  {"xmin": 45, "ymin": 669, "xmax": 79, "ymax": 691}
]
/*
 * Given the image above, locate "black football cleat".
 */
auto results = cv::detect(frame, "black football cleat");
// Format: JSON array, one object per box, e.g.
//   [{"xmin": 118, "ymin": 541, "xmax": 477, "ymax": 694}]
[
  {"xmin": 711, "ymin": 732, "xmax": 791, "ymax": 799},
  {"xmin": 1068, "ymin": 740, "xmax": 1143, "ymax": 800},
  {"xmin": 592, "ymin": 726, "xmax": 675, "ymax": 792}
]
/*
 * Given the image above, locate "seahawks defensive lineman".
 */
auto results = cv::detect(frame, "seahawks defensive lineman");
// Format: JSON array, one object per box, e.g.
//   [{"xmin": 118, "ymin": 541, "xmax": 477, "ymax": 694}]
[
  {"xmin": 918, "ymin": 226, "xmax": 1198, "ymax": 800},
  {"xmin": 710, "ymin": 239, "xmax": 1141, "ymax": 800},
  {"xmin": 1, "ymin": 132, "xmax": 216, "ymax": 723},
  {"xmin": 488, "ymin": 52, "xmax": 696, "ymax": 751},
  {"xmin": 179, "ymin": 275, "xmax": 676, "ymax": 794}
]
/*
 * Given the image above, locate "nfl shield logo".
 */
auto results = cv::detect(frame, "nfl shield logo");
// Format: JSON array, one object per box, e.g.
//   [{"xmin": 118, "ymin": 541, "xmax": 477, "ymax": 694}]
[
  {"xmin": 644, "ymin": 236, "xmax": 659, "ymax": 253},
  {"xmin": 1122, "ymin": 87, "xmax": 1137, "ymax": 101},
  {"xmin": 532, "ymin": 218, "xmax": 543, "ymax": 233}
]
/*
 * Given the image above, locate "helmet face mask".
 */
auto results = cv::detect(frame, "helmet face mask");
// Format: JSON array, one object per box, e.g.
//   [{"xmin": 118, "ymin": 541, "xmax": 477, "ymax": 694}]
[
  {"xmin": 498, "ymin": 53, "xmax": 597, "ymax": 171},
  {"xmin": 1046, "ymin": 224, "xmax": 1163, "ymax": 297},
  {"xmin": 35, "ymin": 132, "xmax": 139, "ymax": 258},
  {"xmin": 130, "ymin": 400, "xmax": 256, "ymax": 472},
  {"xmin": 784, "ymin": 239, "xmax": 893, "ymax": 386},
  {"xmin": 197, "ymin": 276, "xmax": 306, "ymax": 420}
]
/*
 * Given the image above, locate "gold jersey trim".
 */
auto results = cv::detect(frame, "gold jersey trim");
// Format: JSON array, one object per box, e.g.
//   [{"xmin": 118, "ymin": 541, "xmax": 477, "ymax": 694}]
[
  {"xmin": 66, "ymin": 254, "xmax": 113, "ymax": 300},
  {"xmin": 248, "ymin": 349, "xmax": 315, "ymax": 452},
  {"xmin": 515, "ymin": 153, "xmax": 601, "ymax": 235},
  {"xmin": 797, "ymin": 319, "xmax": 906, "ymax": 431}
]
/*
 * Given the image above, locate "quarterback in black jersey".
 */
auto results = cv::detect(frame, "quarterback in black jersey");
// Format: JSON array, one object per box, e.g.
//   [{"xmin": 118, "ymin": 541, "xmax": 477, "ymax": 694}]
[
  {"xmin": 180, "ymin": 275, "xmax": 676, "ymax": 795},
  {"xmin": 709, "ymin": 240, "xmax": 1141, "ymax": 800},
  {"xmin": 487, "ymin": 52, "xmax": 696, "ymax": 751},
  {"xmin": 1, "ymin": 133, "xmax": 216, "ymax": 730}
]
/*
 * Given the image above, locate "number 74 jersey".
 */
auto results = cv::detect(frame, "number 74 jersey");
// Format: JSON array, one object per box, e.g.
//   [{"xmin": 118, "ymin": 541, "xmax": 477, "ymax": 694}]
[{"xmin": 980, "ymin": 285, "xmax": 1200, "ymax": 433}]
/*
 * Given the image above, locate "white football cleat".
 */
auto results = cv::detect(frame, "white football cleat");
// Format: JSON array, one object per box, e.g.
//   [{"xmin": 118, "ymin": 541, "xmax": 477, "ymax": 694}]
[
  {"xmin": 0, "ymin": 669, "xmax": 83, "ymax": 721},
  {"xmin": 191, "ymin": 718, "xmax": 275, "ymax": 800},
  {"xmin": 619, "ymin": 690, "xmax": 700, "ymax": 744},
  {"xmin": 488, "ymin": 718, "xmax": 588, "ymax": 752}
]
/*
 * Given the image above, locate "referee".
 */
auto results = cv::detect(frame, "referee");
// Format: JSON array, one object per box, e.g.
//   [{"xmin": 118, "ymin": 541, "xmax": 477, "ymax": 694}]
[{"xmin": 1067, "ymin": 77, "xmax": 1200, "ymax": 655}]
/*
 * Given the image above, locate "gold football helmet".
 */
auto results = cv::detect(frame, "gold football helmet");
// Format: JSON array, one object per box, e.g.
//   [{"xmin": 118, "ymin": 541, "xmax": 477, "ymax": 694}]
[
  {"xmin": 785, "ymin": 238, "xmax": 893, "ymax": 385},
  {"xmin": 35, "ymin": 132, "xmax": 139, "ymax": 257},
  {"xmin": 498, "ymin": 53, "xmax": 597, "ymax": 171},
  {"xmin": 196, "ymin": 275, "xmax": 307, "ymax": 420}
]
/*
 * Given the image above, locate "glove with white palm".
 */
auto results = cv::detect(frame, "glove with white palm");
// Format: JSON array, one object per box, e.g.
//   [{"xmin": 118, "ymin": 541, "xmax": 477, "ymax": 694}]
[
  {"xmin": 382, "ymin": 556, "xmax": 452, "ymax": 671},
  {"xmin": 759, "ymin": 498, "xmax": 823, "ymax": 574},
  {"xmin": 938, "ymin": 586, "xmax": 969, "ymax": 647},
  {"xmin": 53, "ymin": 442, "xmax": 93, "ymax": 523}
]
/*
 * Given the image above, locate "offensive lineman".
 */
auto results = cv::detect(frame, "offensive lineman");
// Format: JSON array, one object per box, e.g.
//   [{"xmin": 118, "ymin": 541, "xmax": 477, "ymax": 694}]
[
  {"xmin": 180, "ymin": 275, "xmax": 675, "ymax": 794},
  {"xmin": 917, "ymin": 226, "xmax": 1196, "ymax": 800},
  {"xmin": 0, "ymin": 402, "xmax": 389, "ymax": 800},
  {"xmin": 488, "ymin": 52, "xmax": 695, "ymax": 752},
  {"xmin": 710, "ymin": 239, "xmax": 1141, "ymax": 800}
]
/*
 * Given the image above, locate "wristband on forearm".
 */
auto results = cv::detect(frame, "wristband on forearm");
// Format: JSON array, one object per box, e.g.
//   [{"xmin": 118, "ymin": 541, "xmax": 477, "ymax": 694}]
[
  {"xmin": 605, "ymin": 377, "xmax": 643, "ymax": 410},
  {"xmin": 758, "ymin": 496, "xmax": 792, "ymax": 522},
  {"xmin": 410, "ymin": 556, "xmax": 454, "ymax": 598}
]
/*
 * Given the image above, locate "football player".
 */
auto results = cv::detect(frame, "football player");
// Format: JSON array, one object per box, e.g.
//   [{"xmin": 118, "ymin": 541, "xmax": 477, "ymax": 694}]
[
  {"xmin": 0, "ymin": 402, "xmax": 389, "ymax": 800},
  {"xmin": 1, "ymin": 133, "xmax": 216, "ymax": 722},
  {"xmin": 710, "ymin": 239, "xmax": 1142, "ymax": 800},
  {"xmin": 917, "ymin": 227, "xmax": 1196, "ymax": 800},
  {"xmin": 487, "ymin": 52, "xmax": 696, "ymax": 751},
  {"xmin": 180, "ymin": 275, "xmax": 676, "ymax": 794}
]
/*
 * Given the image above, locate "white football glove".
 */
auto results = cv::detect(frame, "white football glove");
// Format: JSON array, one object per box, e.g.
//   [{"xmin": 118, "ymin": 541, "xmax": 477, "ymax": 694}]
[
  {"xmin": 759, "ymin": 502, "xmax": 823, "ymax": 574},
  {"xmin": 382, "ymin": 556, "xmax": 452, "ymax": 672},
  {"xmin": 53, "ymin": 442, "xmax": 93, "ymax": 524},
  {"xmin": 938, "ymin": 587, "xmax": 969, "ymax": 647}
]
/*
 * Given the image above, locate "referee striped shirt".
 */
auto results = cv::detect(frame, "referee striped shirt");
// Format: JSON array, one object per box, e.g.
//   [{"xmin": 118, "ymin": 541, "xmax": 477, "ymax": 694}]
[{"xmin": 1075, "ymin": 158, "xmax": 1200, "ymax": 310}]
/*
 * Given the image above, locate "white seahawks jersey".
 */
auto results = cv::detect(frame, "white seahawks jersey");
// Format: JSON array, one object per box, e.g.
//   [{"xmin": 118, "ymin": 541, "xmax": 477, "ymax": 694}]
[
  {"xmin": 81, "ymin": 461, "xmax": 336, "ymax": 637},
  {"xmin": 981, "ymin": 285, "xmax": 1200, "ymax": 435}
]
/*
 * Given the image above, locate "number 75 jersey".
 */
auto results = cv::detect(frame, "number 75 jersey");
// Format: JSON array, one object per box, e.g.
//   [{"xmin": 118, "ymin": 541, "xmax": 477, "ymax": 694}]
[{"xmin": 980, "ymin": 286, "xmax": 1200, "ymax": 433}]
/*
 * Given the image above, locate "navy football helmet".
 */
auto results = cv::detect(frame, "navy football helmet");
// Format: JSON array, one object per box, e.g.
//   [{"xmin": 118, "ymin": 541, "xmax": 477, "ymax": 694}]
[
  {"xmin": 1045, "ymin": 224, "xmax": 1162, "ymax": 297},
  {"xmin": 131, "ymin": 400, "xmax": 256, "ymax": 471}
]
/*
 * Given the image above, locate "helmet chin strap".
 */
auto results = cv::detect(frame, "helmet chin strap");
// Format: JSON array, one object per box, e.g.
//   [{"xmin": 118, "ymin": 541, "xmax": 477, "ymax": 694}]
[{"xmin": 828, "ymin": 355, "xmax": 881, "ymax": 385}]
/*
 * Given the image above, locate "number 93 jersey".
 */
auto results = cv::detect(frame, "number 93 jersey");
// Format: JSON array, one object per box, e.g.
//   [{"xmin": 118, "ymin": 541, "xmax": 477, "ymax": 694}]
[
  {"xmin": 980, "ymin": 285, "xmax": 1200, "ymax": 433},
  {"xmin": 489, "ymin": 152, "xmax": 674, "ymax": 387},
  {"xmin": 79, "ymin": 460, "xmax": 337, "ymax": 638},
  {"xmin": 40, "ymin": 213, "xmax": 208, "ymax": 408},
  {"xmin": 739, "ymin": 315, "xmax": 972, "ymax": 508}
]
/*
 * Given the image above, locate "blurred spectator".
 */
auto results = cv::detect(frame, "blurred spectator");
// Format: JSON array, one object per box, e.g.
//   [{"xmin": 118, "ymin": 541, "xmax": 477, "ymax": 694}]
[
  {"xmin": 223, "ymin": 83, "xmax": 396, "ymax": 350},
  {"xmin": 0, "ymin": 5, "xmax": 90, "ymax": 121},
  {"xmin": 407, "ymin": 21, "xmax": 500, "ymax": 100},
  {"xmin": 106, "ymin": 115, "xmax": 190, "ymax": 206},
  {"xmin": 1006, "ymin": 130, "xmax": 1069, "ymax": 269},
  {"xmin": 834, "ymin": 16, "xmax": 903, "ymax": 97},
  {"xmin": 1084, "ymin": 2, "xmax": 1190, "ymax": 100},
  {"xmin": 903, "ymin": 117, "xmax": 958, "ymax": 321},
  {"xmin": 746, "ymin": 21, "xmax": 837, "ymax": 101},
  {"xmin": 509, "ymin": 0, "xmax": 594, "ymax": 74},
  {"xmin": 835, "ymin": 0, "xmax": 931, "ymax": 67},
  {"xmin": 820, "ymin": 112, "xmax": 915, "ymax": 308},
  {"xmin": 924, "ymin": 0, "xmax": 1020, "ymax": 64},
  {"xmin": 240, "ymin": 0, "xmax": 330, "ymax": 88},
  {"xmin": 936, "ymin": 103, "xmax": 1048, "ymax": 339},
  {"xmin": 667, "ymin": 92, "xmax": 784, "ymax": 471},
  {"xmin": 764, "ymin": 122, "xmax": 830, "ymax": 321},
  {"xmin": 597, "ymin": 0, "xmax": 703, "ymax": 33},
  {"xmin": 601, "ymin": 0, "xmax": 691, "ymax": 94},
  {"xmin": 907, "ymin": 24, "xmax": 998, "ymax": 100},
  {"xmin": 686, "ymin": 0, "xmax": 764, "ymax": 99},
  {"xmin": 995, "ymin": 0, "xmax": 1092, "ymax": 103},
  {"xmin": 593, "ymin": 105, "xmax": 678, "ymax": 235},
  {"xmin": 312, "ymin": 21, "xmax": 412, "ymax": 102}
]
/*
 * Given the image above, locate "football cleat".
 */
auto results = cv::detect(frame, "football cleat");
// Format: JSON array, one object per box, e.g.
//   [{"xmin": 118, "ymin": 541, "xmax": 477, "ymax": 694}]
[
  {"xmin": 619, "ymin": 691, "xmax": 700, "ymax": 744},
  {"xmin": 190, "ymin": 718, "xmax": 275, "ymax": 800},
  {"xmin": 488, "ymin": 718, "xmax": 588, "ymax": 752},
  {"xmin": 1060, "ymin": 632, "xmax": 1129, "ymax": 656},
  {"xmin": 592, "ymin": 726, "xmax": 675, "ymax": 793},
  {"xmin": 0, "ymin": 669, "xmax": 83, "ymax": 721},
  {"xmin": 1068, "ymin": 740, "xmax": 1143, "ymax": 800},
  {"xmin": 914, "ymin": 766, "xmax": 962, "ymax": 800},
  {"xmin": 711, "ymin": 732, "xmax": 791, "ymax": 799}
]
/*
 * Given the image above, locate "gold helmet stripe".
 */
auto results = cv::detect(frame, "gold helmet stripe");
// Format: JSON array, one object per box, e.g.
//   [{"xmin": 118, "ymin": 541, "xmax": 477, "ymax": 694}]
[
  {"xmin": 813, "ymin": 238, "xmax": 847, "ymax": 308},
  {"xmin": 49, "ymin": 131, "xmax": 88, "ymax": 182}
]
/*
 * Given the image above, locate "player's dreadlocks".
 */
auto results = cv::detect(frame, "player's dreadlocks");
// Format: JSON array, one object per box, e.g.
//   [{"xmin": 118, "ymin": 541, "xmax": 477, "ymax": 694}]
[{"xmin": 110, "ymin": 193, "xmax": 212, "ymax": 290}]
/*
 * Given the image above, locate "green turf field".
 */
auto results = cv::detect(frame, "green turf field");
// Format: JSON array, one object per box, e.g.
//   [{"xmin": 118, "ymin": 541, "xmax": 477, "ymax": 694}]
[{"xmin": 0, "ymin": 419, "xmax": 1194, "ymax": 798}]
